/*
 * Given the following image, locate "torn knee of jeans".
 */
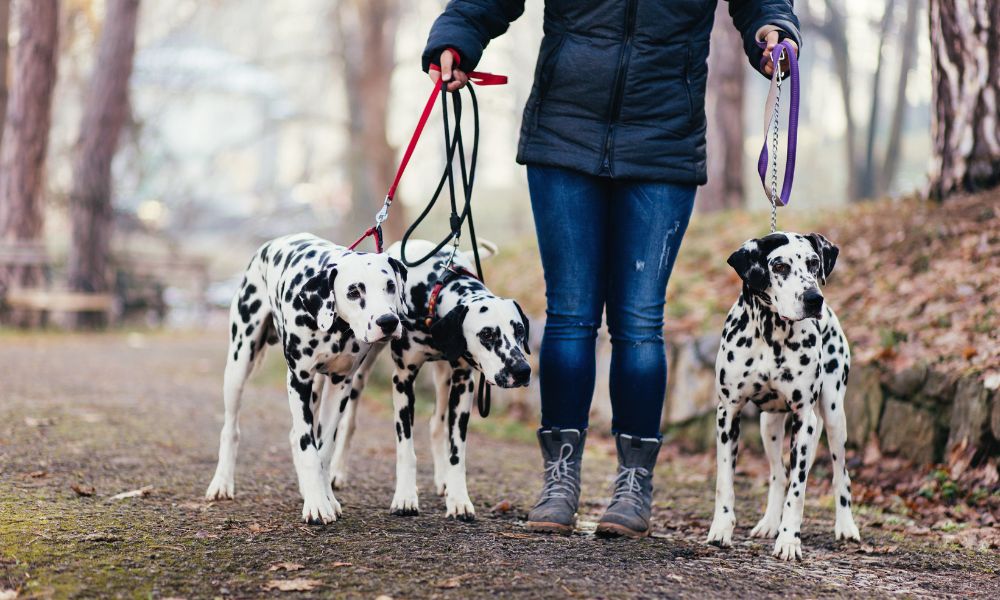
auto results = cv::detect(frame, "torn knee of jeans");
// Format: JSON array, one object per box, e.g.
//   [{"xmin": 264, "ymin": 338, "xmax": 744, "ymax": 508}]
[{"xmin": 609, "ymin": 331, "xmax": 664, "ymax": 347}]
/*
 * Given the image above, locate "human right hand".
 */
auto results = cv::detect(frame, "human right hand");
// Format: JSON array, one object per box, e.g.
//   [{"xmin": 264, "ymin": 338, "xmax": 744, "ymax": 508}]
[{"xmin": 429, "ymin": 49, "xmax": 469, "ymax": 92}]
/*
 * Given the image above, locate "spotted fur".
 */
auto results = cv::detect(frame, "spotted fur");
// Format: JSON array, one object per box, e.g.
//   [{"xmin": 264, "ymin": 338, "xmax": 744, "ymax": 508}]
[
  {"xmin": 706, "ymin": 232, "xmax": 861, "ymax": 560},
  {"xmin": 323, "ymin": 239, "xmax": 531, "ymax": 521},
  {"xmin": 205, "ymin": 233, "xmax": 408, "ymax": 525}
]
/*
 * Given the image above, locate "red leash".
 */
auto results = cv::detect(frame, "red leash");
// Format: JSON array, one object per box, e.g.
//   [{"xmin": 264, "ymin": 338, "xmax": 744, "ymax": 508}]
[{"xmin": 349, "ymin": 50, "xmax": 507, "ymax": 253}]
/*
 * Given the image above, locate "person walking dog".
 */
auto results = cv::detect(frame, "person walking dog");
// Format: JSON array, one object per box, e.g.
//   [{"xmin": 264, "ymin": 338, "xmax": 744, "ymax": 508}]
[{"xmin": 423, "ymin": 1, "xmax": 800, "ymax": 538}]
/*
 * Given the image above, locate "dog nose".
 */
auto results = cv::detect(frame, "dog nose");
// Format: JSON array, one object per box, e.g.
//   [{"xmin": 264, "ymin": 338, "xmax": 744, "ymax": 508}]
[
  {"xmin": 376, "ymin": 314, "xmax": 399, "ymax": 335},
  {"xmin": 510, "ymin": 362, "xmax": 531, "ymax": 386},
  {"xmin": 803, "ymin": 289, "xmax": 824, "ymax": 315}
]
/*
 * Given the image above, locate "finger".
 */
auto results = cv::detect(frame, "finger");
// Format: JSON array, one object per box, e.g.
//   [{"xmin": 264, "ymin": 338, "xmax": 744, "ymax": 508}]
[{"xmin": 440, "ymin": 50, "xmax": 453, "ymax": 81}]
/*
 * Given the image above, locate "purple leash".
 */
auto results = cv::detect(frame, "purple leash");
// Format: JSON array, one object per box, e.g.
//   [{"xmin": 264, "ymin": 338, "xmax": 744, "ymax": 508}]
[{"xmin": 756, "ymin": 39, "xmax": 800, "ymax": 227}]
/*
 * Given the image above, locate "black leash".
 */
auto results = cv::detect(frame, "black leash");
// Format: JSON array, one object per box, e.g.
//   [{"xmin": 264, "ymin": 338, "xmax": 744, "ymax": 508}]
[{"xmin": 399, "ymin": 80, "xmax": 491, "ymax": 418}]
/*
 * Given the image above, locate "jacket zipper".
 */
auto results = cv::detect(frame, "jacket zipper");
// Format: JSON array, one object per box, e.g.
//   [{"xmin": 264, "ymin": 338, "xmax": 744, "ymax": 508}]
[{"xmin": 600, "ymin": 0, "xmax": 638, "ymax": 175}]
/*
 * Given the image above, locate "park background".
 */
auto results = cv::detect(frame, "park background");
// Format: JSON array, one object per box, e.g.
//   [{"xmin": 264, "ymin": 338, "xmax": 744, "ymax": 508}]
[{"xmin": 0, "ymin": 0, "xmax": 998, "ymax": 598}]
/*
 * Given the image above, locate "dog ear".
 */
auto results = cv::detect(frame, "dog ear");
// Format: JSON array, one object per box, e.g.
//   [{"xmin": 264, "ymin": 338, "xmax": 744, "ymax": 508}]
[
  {"xmin": 388, "ymin": 256, "xmax": 408, "ymax": 283},
  {"xmin": 430, "ymin": 303, "xmax": 469, "ymax": 362},
  {"xmin": 297, "ymin": 266, "xmax": 338, "ymax": 331},
  {"xmin": 513, "ymin": 300, "xmax": 531, "ymax": 355},
  {"xmin": 727, "ymin": 243, "xmax": 769, "ymax": 292},
  {"xmin": 806, "ymin": 233, "xmax": 839, "ymax": 284},
  {"xmin": 387, "ymin": 257, "xmax": 409, "ymax": 312}
]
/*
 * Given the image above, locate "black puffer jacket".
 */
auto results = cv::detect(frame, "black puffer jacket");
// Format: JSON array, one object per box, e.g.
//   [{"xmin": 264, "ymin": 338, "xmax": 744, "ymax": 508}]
[{"xmin": 422, "ymin": 0, "xmax": 801, "ymax": 184}]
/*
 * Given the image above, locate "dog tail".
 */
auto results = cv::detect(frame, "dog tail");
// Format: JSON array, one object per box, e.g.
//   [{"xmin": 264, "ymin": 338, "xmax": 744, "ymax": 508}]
[{"xmin": 464, "ymin": 239, "xmax": 499, "ymax": 262}]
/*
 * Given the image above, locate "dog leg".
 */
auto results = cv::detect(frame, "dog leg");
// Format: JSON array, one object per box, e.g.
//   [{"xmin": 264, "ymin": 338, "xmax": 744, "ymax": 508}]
[
  {"xmin": 751, "ymin": 412, "xmax": 787, "ymax": 539},
  {"xmin": 430, "ymin": 362, "xmax": 452, "ymax": 496},
  {"xmin": 328, "ymin": 369, "xmax": 363, "ymax": 490},
  {"xmin": 443, "ymin": 367, "xmax": 475, "ymax": 521},
  {"xmin": 389, "ymin": 366, "xmax": 420, "ymax": 516},
  {"xmin": 315, "ymin": 377, "xmax": 350, "ymax": 514},
  {"xmin": 707, "ymin": 396, "xmax": 743, "ymax": 547},
  {"xmin": 286, "ymin": 369, "xmax": 338, "ymax": 524},
  {"xmin": 206, "ymin": 282, "xmax": 271, "ymax": 501},
  {"xmin": 773, "ymin": 408, "xmax": 818, "ymax": 560},
  {"xmin": 822, "ymin": 392, "xmax": 861, "ymax": 541}
]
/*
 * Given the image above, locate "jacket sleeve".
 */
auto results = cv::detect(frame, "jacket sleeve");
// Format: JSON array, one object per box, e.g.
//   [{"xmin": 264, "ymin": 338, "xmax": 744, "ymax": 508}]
[
  {"xmin": 421, "ymin": 0, "xmax": 525, "ymax": 73},
  {"xmin": 727, "ymin": 0, "xmax": 802, "ymax": 77}
]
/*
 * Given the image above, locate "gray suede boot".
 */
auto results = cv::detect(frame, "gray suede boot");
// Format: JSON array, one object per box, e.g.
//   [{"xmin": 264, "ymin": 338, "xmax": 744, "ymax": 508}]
[
  {"xmin": 596, "ymin": 433, "xmax": 660, "ymax": 538},
  {"xmin": 526, "ymin": 428, "xmax": 586, "ymax": 535}
]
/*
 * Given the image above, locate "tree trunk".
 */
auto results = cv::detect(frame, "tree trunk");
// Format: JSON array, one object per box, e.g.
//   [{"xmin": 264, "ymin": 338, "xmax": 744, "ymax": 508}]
[
  {"xmin": 858, "ymin": 0, "xmax": 895, "ymax": 200},
  {"xmin": 66, "ymin": 0, "xmax": 139, "ymax": 328},
  {"xmin": 927, "ymin": 0, "xmax": 1000, "ymax": 200},
  {"xmin": 334, "ymin": 0, "xmax": 404, "ymax": 244},
  {"xmin": 0, "ymin": 0, "xmax": 11, "ymax": 151},
  {"xmin": 822, "ymin": 0, "xmax": 861, "ymax": 201},
  {"xmin": 0, "ymin": 0, "xmax": 59, "ymax": 307},
  {"xmin": 700, "ymin": 1, "xmax": 746, "ymax": 212},
  {"xmin": 879, "ymin": 0, "xmax": 921, "ymax": 195}
]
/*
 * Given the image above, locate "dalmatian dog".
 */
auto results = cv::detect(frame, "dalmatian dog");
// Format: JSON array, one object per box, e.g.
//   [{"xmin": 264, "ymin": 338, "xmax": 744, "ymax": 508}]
[
  {"xmin": 706, "ymin": 232, "xmax": 861, "ymax": 560},
  {"xmin": 321, "ymin": 239, "xmax": 531, "ymax": 521},
  {"xmin": 205, "ymin": 233, "xmax": 407, "ymax": 525}
]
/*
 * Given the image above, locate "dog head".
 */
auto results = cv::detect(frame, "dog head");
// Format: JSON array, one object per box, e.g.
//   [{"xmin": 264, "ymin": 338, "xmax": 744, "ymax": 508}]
[
  {"xmin": 431, "ymin": 296, "xmax": 532, "ymax": 388},
  {"xmin": 727, "ymin": 232, "xmax": 839, "ymax": 321},
  {"xmin": 298, "ymin": 252, "xmax": 407, "ymax": 343}
]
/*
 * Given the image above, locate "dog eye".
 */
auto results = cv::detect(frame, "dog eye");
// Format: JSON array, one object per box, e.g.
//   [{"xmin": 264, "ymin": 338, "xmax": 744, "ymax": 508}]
[
  {"xmin": 772, "ymin": 263, "xmax": 790, "ymax": 276},
  {"xmin": 386, "ymin": 280, "xmax": 396, "ymax": 294},
  {"xmin": 347, "ymin": 289, "xmax": 361, "ymax": 301},
  {"xmin": 479, "ymin": 329, "xmax": 494, "ymax": 342},
  {"xmin": 807, "ymin": 259, "xmax": 820, "ymax": 273}
]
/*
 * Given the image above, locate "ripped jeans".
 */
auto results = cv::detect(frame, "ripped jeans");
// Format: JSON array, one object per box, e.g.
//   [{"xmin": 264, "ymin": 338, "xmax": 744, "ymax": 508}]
[{"xmin": 527, "ymin": 165, "xmax": 695, "ymax": 438}]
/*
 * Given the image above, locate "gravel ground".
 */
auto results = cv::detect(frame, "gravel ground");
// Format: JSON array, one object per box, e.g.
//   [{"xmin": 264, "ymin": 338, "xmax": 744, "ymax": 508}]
[{"xmin": 1, "ymin": 332, "xmax": 997, "ymax": 598}]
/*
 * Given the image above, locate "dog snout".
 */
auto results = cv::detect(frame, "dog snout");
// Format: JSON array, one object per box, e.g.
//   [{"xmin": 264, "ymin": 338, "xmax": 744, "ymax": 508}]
[
  {"xmin": 803, "ymin": 288, "xmax": 824, "ymax": 316},
  {"xmin": 510, "ymin": 361, "xmax": 531, "ymax": 387},
  {"xmin": 376, "ymin": 313, "xmax": 399, "ymax": 336}
]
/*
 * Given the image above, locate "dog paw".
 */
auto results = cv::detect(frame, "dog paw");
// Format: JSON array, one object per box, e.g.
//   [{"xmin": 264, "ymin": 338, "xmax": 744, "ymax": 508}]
[
  {"xmin": 446, "ymin": 495, "xmax": 475, "ymax": 522},
  {"xmin": 390, "ymin": 492, "xmax": 420, "ymax": 517},
  {"xmin": 835, "ymin": 516, "xmax": 861, "ymax": 542},
  {"xmin": 750, "ymin": 515, "xmax": 781, "ymax": 539},
  {"xmin": 301, "ymin": 495, "xmax": 338, "ymax": 525},
  {"xmin": 772, "ymin": 534, "xmax": 802, "ymax": 561},
  {"xmin": 706, "ymin": 517, "xmax": 735, "ymax": 548},
  {"xmin": 205, "ymin": 476, "xmax": 234, "ymax": 501}
]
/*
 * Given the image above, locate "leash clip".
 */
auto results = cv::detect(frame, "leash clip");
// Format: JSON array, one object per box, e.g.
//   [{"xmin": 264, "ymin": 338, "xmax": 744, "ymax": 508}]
[{"xmin": 375, "ymin": 195, "xmax": 392, "ymax": 226}]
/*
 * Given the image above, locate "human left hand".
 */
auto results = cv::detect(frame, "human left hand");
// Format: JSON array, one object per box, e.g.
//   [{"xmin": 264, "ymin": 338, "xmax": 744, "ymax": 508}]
[{"xmin": 762, "ymin": 30, "xmax": 798, "ymax": 76}]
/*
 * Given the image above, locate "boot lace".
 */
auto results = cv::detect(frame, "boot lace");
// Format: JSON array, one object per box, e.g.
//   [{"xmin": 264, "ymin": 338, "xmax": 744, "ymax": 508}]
[
  {"xmin": 610, "ymin": 466, "xmax": 650, "ymax": 509},
  {"xmin": 538, "ymin": 442, "xmax": 580, "ymax": 502}
]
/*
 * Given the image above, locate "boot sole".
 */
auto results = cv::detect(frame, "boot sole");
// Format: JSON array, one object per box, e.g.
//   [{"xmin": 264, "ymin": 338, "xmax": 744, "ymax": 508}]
[
  {"xmin": 595, "ymin": 522, "xmax": 650, "ymax": 539},
  {"xmin": 525, "ymin": 521, "xmax": 575, "ymax": 535}
]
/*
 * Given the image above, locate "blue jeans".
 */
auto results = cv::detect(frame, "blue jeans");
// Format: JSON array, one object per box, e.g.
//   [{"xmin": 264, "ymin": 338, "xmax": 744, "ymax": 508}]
[{"xmin": 527, "ymin": 165, "xmax": 695, "ymax": 438}]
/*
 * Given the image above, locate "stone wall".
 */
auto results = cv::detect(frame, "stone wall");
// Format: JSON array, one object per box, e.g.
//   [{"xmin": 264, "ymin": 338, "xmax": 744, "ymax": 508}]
[{"xmin": 490, "ymin": 325, "xmax": 999, "ymax": 466}]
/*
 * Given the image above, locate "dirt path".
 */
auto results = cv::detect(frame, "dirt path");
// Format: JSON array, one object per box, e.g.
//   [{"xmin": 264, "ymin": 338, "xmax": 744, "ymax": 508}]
[{"xmin": 1, "ymin": 332, "xmax": 996, "ymax": 599}]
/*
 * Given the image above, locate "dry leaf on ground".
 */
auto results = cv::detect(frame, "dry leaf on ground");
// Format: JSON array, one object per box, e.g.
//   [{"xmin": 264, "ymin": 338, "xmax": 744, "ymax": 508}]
[
  {"xmin": 71, "ymin": 483, "xmax": 95, "ymax": 497},
  {"xmin": 268, "ymin": 563, "xmax": 304, "ymax": 572},
  {"xmin": 110, "ymin": 485, "xmax": 152, "ymax": 500},
  {"xmin": 261, "ymin": 578, "xmax": 322, "ymax": 592}
]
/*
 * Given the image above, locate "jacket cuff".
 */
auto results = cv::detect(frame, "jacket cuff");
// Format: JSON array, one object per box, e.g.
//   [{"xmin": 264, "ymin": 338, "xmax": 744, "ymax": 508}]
[{"xmin": 422, "ymin": 31, "xmax": 485, "ymax": 73}]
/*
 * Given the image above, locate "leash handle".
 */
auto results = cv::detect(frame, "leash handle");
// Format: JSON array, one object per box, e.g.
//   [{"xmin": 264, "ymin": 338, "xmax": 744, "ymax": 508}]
[{"xmin": 756, "ymin": 39, "xmax": 800, "ymax": 210}]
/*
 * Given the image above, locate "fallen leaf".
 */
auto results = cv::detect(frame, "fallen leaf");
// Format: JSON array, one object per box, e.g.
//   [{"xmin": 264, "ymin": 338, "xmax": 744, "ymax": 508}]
[
  {"xmin": 330, "ymin": 562, "xmax": 352, "ymax": 568},
  {"xmin": 24, "ymin": 417, "xmax": 53, "ymax": 428},
  {"xmin": 268, "ymin": 563, "xmax": 304, "ymax": 572},
  {"xmin": 28, "ymin": 470, "xmax": 47, "ymax": 479},
  {"xmin": 248, "ymin": 523, "xmax": 275, "ymax": 534},
  {"xmin": 110, "ymin": 485, "xmax": 152, "ymax": 500},
  {"xmin": 0, "ymin": 589, "xmax": 17, "ymax": 600},
  {"xmin": 436, "ymin": 575, "xmax": 468, "ymax": 589},
  {"xmin": 375, "ymin": 596, "xmax": 394, "ymax": 600},
  {"xmin": 499, "ymin": 532, "xmax": 533, "ymax": 539},
  {"xmin": 262, "ymin": 578, "xmax": 322, "ymax": 592},
  {"xmin": 71, "ymin": 483, "xmax": 95, "ymax": 497},
  {"xmin": 666, "ymin": 574, "xmax": 684, "ymax": 582},
  {"xmin": 489, "ymin": 500, "xmax": 513, "ymax": 514}
]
